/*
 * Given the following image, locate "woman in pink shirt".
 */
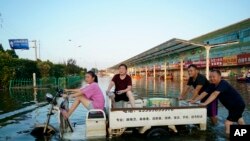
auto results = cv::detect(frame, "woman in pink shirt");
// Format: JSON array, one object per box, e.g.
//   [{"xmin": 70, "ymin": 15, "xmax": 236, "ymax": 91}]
[{"xmin": 61, "ymin": 71, "xmax": 104, "ymax": 119}]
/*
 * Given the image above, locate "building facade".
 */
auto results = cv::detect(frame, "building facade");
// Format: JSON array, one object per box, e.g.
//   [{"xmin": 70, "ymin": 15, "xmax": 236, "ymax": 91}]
[{"xmin": 110, "ymin": 18, "xmax": 250, "ymax": 79}]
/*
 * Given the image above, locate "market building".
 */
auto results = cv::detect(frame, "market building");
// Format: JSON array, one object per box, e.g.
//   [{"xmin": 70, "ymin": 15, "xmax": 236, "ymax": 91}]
[{"xmin": 109, "ymin": 18, "xmax": 250, "ymax": 80}]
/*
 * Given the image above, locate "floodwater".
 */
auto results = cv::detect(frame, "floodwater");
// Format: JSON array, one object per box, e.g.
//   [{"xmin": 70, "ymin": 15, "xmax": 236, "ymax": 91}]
[{"xmin": 0, "ymin": 76, "xmax": 250, "ymax": 141}]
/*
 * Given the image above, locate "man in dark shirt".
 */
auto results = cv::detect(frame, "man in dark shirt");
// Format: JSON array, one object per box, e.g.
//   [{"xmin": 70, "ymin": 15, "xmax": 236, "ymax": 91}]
[
  {"xmin": 106, "ymin": 64, "xmax": 135, "ymax": 107},
  {"xmin": 191, "ymin": 70, "xmax": 245, "ymax": 135},
  {"xmin": 179, "ymin": 64, "xmax": 218, "ymax": 124}
]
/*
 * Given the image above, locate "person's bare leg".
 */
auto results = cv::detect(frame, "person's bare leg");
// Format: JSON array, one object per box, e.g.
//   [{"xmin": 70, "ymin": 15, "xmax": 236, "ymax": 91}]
[
  {"xmin": 225, "ymin": 120, "xmax": 233, "ymax": 136},
  {"xmin": 78, "ymin": 95, "xmax": 91, "ymax": 108},
  {"xmin": 110, "ymin": 94, "xmax": 116, "ymax": 108},
  {"xmin": 67, "ymin": 96, "xmax": 90, "ymax": 117},
  {"xmin": 126, "ymin": 91, "xmax": 135, "ymax": 107},
  {"xmin": 210, "ymin": 116, "xmax": 218, "ymax": 125},
  {"xmin": 238, "ymin": 117, "xmax": 245, "ymax": 125},
  {"xmin": 66, "ymin": 98, "xmax": 81, "ymax": 118}
]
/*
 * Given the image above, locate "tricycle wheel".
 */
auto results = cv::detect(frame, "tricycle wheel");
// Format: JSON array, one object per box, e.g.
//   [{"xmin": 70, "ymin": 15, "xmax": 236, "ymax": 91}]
[
  {"xmin": 30, "ymin": 124, "xmax": 56, "ymax": 139},
  {"xmin": 146, "ymin": 127, "xmax": 169, "ymax": 138}
]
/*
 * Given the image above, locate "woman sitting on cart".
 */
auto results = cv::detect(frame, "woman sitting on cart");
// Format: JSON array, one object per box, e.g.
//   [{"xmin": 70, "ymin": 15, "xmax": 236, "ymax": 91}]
[{"xmin": 61, "ymin": 71, "xmax": 105, "ymax": 119}]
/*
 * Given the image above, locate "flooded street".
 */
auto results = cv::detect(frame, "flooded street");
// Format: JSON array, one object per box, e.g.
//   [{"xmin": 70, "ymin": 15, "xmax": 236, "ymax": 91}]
[
  {"xmin": 1, "ymin": 0, "xmax": 250, "ymax": 140},
  {"xmin": 0, "ymin": 76, "xmax": 250, "ymax": 141}
]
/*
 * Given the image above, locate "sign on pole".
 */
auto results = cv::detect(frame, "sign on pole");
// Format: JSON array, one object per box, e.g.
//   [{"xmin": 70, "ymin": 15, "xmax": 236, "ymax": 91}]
[{"xmin": 9, "ymin": 39, "xmax": 29, "ymax": 50}]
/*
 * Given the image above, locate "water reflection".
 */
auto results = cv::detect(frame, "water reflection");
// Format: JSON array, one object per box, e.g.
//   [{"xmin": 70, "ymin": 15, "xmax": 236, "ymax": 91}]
[
  {"xmin": 131, "ymin": 77, "xmax": 249, "ymax": 141},
  {"xmin": 180, "ymin": 78, "xmax": 184, "ymax": 94},
  {"xmin": 0, "ymin": 76, "xmax": 249, "ymax": 141},
  {"xmin": 164, "ymin": 80, "xmax": 167, "ymax": 96},
  {"xmin": 133, "ymin": 77, "xmax": 182, "ymax": 98},
  {"xmin": 0, "ymin": 88, "xmax": 54, "ymax": 114},
  {"xmin": 132, "ymin": 77, "xmax": 250, "ymax": 109},
  {"xmin": 145, "ymin": 77, "xmax": 148, "ymax": 97},
  {"xmin": 33, "ymin": 88, "xmax": 38, "ymax": 104}
]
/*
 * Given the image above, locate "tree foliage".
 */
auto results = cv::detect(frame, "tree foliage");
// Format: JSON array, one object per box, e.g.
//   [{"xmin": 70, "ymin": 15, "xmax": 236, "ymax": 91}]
[
  {"xmin": 0, "ymin": 44, "xmax": 4, "ymax": 52},
  {"xmin": 0, "ymin": 46, "xmax": 86, "ymax": 89},
  {"xmin": 90, "ymin": 68, "xmax": 98, "ymax": 73},
  {"xmin": 6, "ymin": 49, "xmax": 18, "ymax": 58},
  {"xmin": 51, "ymin": 64, "xmax": 66, "ymax": 78},
  {"xmin": 37, "ymin": 60, "xmax": 52, "ymax": 78},
  {"xmin": 65, "ymin": 58, "xmax": 83, "ymax": 75}
]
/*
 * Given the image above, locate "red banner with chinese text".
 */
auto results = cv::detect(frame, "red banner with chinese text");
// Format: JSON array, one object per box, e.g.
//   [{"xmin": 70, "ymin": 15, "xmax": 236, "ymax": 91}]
[{"xmin": 237, "ymin": 53, "xmax": 250, "ymax": 65}]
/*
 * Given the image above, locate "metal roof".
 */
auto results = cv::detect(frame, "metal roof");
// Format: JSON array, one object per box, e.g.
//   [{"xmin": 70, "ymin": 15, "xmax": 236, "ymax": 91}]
[
  {"xmin": 109, "ymin": 38, "xmax": 205, "ymax": 69},
  {"xmin": 191, "ymin": 18, "xmax": 250, "ymax": 43}
]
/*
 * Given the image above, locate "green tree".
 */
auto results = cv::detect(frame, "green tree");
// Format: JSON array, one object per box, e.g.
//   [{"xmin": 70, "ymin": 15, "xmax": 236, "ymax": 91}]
[
  {"xmin": 51, "ymin": 64, "xmax": 66, "ymax": 78},
  {"xmin": 6, "ymin": 49, "xmax": 18, "ymax": 58},
  {"xmin": 0, "ymin": 66, "xmax": 15, "ymax": 88},
  {"xmin": 0, "ymin": 51, "xmax": 15, "ymax": 88},
  {"xmin": 0, "ymin": 44, "xmax": 84, "ymax": 89},
  {"xmin": 90, "ymin": 68, "xmax": 98, "ymax": 73},
  {"xmin": 13, "ymin": 58, "xmax": 40, "ymax": 79},
  {"xmin": 0, "ymin": 44, "xmax": 4, "ymax": 52},
  {"xmin": 37, "ymin": 61, "xmax": 51, "ymax": 78},
  {"xmin": 65, "ymin": 58, "xmax": 82, "ymax": 75}
]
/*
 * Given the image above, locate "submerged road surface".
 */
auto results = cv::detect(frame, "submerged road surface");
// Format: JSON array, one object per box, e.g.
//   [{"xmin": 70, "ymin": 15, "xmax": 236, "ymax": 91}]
[{"xmin": 0, "ymin": 76, "xmax": 249, "ymax": 141}]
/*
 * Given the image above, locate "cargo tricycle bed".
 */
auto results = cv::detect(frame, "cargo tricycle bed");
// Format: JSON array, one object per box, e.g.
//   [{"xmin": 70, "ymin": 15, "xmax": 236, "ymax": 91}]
[
  {"xmin": 46, "ymin": 95, "xmax": 207, "ymax": 140},
  {"xmin": 107, "ymin": 97, "xmax": 207, "ymax": 138}
]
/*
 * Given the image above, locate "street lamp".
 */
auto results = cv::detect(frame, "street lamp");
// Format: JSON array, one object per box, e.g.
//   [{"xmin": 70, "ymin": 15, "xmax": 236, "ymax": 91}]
[{"xmin": 179, "ymin": 40, "xmax": 239, "ymax": 79}]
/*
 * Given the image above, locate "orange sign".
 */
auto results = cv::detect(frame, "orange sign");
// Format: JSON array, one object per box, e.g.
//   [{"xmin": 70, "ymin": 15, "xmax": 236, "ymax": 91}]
[
  {"xmin": 169, "ymin": 63, "xmax": 180, "ymax": 69},
  {"xmin": 223, "ymin": 56, "xmax": 237, "ymax": 66}
]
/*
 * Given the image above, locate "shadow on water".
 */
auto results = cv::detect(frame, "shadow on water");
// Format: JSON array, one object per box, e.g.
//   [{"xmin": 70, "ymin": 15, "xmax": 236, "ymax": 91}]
[{"xmin": 0, "ymin": 76, "xmax": 249, "ymax": 141}]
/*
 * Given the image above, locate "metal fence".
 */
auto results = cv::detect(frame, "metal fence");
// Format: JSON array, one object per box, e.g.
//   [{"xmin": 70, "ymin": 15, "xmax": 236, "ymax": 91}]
[
  {"xmin": 9, "ymin": 76, "xmax": 83, "ymax": 90},
  {"xmin": 66, "ymin": 76, "xmax": 83, "ymax": 88},
  {"xmin": 9, "ymin": 79, "xmax": 34, "ymax": 89}
]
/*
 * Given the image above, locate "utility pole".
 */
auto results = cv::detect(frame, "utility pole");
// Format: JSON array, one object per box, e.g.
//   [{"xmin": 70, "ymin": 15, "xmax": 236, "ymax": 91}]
[
  {"xmin": 31, "ymin": 40, "xmax": 38, "ymax": 60},
  {"xmin": 34, "ymin": 40, "xmax": 38, "ymax": 60},
  {"xmin": 38, "ymin": 40, "xmax": 41, "ymax": 59}
]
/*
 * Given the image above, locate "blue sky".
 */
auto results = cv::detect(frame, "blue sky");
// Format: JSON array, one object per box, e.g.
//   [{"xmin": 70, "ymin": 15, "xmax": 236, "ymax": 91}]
[{"xmin": 0, "ymin": 0, "xmax": 250, "ymax": 69}]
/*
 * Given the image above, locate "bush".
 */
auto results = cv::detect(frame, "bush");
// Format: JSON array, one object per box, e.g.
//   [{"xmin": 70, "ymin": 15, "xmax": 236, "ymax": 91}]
[{"xmin": 0, "ymin": 45, "xmax": 86, "ymax": 89}]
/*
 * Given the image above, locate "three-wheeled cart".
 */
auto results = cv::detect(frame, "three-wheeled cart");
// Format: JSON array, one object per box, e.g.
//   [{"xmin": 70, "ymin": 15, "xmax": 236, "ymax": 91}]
[{"xmin": 59, "ymin": 97, "xmax": 207, "ymax": 140}]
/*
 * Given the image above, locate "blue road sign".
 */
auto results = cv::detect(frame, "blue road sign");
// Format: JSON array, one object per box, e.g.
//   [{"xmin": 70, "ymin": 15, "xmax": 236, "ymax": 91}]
[{"xmin": 9, "ymin": 39, "xmax": 29, "ymax": 50}]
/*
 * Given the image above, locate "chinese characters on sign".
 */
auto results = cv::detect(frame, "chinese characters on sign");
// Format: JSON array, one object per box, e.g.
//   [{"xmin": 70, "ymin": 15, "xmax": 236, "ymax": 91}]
[
  {"xmin": 237, "ymin": 53, "xmax": 250, "ymax": 65},
  {"xmin": 210, "ymin": 57, "xmax": 223, "ymax": 67},
  {"xmin": 9, "ymin": 39, "xmax": 29, "ymax": 50},
  {"xmin": 223, "ymin": 56, "xmax": 237, "ymax": 66}
]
